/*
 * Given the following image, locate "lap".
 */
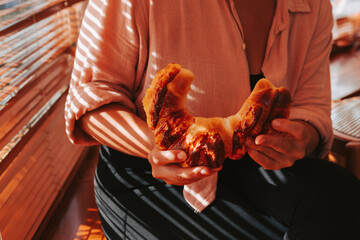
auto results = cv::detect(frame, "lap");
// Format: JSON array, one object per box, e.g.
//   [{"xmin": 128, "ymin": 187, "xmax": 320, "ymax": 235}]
[
  {"xmin": 95, "ymin": 146, "xmax": 360, "ymax": 240},
  {"xmin": 94, "ymin": 173, "xmax": 287, "ymax": 240},
  {"xmin": 220, "ymin": 156, "xmax": 360, "ymax": 239}
]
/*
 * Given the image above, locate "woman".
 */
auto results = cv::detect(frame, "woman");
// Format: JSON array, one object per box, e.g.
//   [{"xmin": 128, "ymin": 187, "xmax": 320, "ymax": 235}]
[{"xmin": 65, "ymin": 0, "xmax": 360, "ymax": 239}]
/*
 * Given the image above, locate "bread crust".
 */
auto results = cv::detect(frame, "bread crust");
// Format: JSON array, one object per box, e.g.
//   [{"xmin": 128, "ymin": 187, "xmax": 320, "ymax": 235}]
[{"xmin": 143, "ymin": 63, "xmax": 291, "ymax": 168}]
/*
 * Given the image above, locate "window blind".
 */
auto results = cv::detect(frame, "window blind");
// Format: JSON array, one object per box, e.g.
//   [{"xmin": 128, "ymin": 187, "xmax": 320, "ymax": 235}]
[{"xmin": 0, "ymin": 1, "xmax": 89, "ymax": 239}]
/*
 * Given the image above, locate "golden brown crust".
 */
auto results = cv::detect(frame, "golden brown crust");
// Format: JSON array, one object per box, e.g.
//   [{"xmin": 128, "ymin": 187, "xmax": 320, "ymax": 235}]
[
  {"xmin": 143, "ymin": 64, "xmax": 292, "ymax": 168},
  {"xmin": 154, "ymin": 109, "xmax": 194, "ymax": 149},
  {"xmin": 142, "ymin": 63, "xmax": 182, "ymax": 130},
  {"xmin": 228, "ymin": 79, "xmax": 292, "ymax": 159}
]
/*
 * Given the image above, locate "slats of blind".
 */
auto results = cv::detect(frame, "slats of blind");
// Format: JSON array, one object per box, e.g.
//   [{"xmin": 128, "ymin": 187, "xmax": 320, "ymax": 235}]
[
  {"xmin": 0, "ymin": 95, "xmax": 86, "ymax": 240},
  {"xmin": 0, "ymin": 1, "xmax": 88, "ymax": 239},
  {"xmin": 0, "ymin": 6, "xmax": 78, "ymax": 107},
  {"xmin": 0, "ymin": 1, "xmax": 85, "ymax": 165},
  {"xmin": 0, "ymin": 55, "xmax": 71, "ymax": 161},
  {"xmin": 0, "ymin": 0, "xmax": 63, "ymax": 31}
]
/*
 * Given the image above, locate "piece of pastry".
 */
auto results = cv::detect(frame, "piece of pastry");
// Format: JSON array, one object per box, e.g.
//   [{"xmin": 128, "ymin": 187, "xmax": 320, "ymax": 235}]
[{"xmin": 143, "ymin": 63, "xmax": 291, "ymax": 168}]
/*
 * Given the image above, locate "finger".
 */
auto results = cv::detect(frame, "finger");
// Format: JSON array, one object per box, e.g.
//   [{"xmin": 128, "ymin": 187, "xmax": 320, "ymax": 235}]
[
  {"xmin": 153, "ymin": 165, "xmax": 220, "ymax": 185},
  {"xmin": 246, "ymin": 147, "xmax": 283, "ymax": 170},
  {"xmin": 271, "ymin": 119, "xmax": 306, "ymax": 140},
  {"xmin": 255, "ymin": 134, "xmax": 294, "ymax": 154},
  {"xmin": 250, "ymin": 144, "xmax": 283, "ymax": 161},
  {"xmin": 255, "ymin": 134, "xmax": 305, "ymax": 160},
  {"xmin": 149, "ymin": 148, "xmax": 187, "ymax": 165},
  {"xmin": 246, "ymin": 138, "xmax": 295, "ymax": 168}
]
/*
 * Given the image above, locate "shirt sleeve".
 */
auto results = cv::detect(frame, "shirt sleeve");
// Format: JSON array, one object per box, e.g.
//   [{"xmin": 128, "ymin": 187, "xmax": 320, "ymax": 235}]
[
  {"xmin": 289, "ymin": 0, "xmax": 334, "ymax": 158},
  {"xmin": 65, "ymin": 0, "xmax": 149, "ymax": 145}
]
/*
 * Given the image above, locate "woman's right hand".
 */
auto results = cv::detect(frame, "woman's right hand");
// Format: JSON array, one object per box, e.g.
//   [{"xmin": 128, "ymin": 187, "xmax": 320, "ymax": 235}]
[{"xmin": 148, "ymin": 146, "xmax": 221, "ymax": 185}]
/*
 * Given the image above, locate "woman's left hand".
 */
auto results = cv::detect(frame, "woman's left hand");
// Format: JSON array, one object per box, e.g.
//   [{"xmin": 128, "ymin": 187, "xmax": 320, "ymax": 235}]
[{"xmin": 245, "ymin": 118, "xmax": 319, "ymax": 170}]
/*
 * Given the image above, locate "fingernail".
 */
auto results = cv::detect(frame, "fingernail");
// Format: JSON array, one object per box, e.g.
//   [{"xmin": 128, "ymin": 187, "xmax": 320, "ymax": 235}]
[
  {"xmin": 255, "ymin": 137, "xmax": 264, "ymax": 145},
  {"xmin": 162, "ymin": 151, "xmax": 174, "ymax": 159},
  {"xmin": 177, "ymin": 151, "xmax": 187, "ymax": 160},
  {"xmin": 201, "ymin": 168, "xmax": 209, "ymax": 175},
  {"xmin": 272, "ymin": 119, "xmax": 281, "ymax": 128}
]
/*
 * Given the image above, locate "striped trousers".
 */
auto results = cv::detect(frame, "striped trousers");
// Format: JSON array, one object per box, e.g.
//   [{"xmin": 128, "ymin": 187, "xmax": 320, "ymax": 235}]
[{"xmin": 94, "ymin": 145, "xmax": 360, "ymax": 240}]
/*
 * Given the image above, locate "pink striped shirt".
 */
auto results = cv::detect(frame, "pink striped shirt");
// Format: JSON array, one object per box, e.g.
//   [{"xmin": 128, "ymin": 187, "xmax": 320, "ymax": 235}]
[{"xmin": 65, "ymin": 0, "xmax": 334, "ymax": 212}]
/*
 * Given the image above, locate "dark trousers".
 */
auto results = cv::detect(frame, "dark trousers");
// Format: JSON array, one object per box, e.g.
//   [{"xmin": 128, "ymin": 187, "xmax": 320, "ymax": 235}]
[{"xmin": 94, "ymin": 145, "xmax": 360, "ymax": 240}]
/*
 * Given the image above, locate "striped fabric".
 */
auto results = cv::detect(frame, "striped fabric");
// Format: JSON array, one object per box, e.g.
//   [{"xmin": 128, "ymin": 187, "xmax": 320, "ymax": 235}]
[
  {"xmin": 65, "ymin": 0, "xmax": 334, "ymax": 212},
  {"xmin": 94, "ymin": 145, "xmax": 360, "ymax": 239}
]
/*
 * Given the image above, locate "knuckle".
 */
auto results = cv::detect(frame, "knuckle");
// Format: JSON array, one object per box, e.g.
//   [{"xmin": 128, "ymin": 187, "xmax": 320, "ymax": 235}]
[
  {"xmin": 147, "ymin": 151, "xmax": 153, "ymax": 161},
  {"xmin": 148, "ymin": 152, "xmax": 155, "ymax": 164},
  {"xmin": 176, "ymin": 173, "xmax": 186, "ymax": 184},
  {"xmin": 149, "ymin": 153, "xmax": 161, "ymax": 165},
  {"xmin": 175, "ymin": 170, "xmax": 196, "ymax": 185},
  {"xmin": 153, "ymin": 158, "xmax": 160, "ymax": 165}
]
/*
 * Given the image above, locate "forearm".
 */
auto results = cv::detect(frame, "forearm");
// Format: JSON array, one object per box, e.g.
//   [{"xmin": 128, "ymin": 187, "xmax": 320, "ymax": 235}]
[{"xmin": 78, "ymin": 103, "xmax": 155, "ymax": 158}]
